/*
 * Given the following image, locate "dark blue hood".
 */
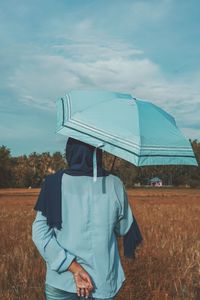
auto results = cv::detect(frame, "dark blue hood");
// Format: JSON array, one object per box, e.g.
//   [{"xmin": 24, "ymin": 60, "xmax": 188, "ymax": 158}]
[{"xmin": 64, "ymin": 137, "xmax": 110, "ymax": 177}]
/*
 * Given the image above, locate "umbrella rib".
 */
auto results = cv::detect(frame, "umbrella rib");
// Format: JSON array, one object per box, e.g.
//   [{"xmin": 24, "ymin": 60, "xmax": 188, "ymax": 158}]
[{"xmin": 110, "ymin": 156, "xmax": 117, "ymax": 172}]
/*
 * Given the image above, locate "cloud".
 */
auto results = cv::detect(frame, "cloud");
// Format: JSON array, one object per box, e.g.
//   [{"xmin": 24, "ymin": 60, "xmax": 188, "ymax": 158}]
[
  {"xmin": 7, "ymin": 38, "xmax": 145, "ymax": 110},
  {"xmin": 1, "ymin": 0, "xmax": 200, "ymax": 143},
  {"xmin": 8, "ymin": 39, "xmax": 200, "ymax": 102},
  {"xmin": 0, "ymin": 123, "xmax": 43, "ymax": 139},
  {"xmin": 128, "ymin": 0, "xmax": 173, "ymax": 24}
]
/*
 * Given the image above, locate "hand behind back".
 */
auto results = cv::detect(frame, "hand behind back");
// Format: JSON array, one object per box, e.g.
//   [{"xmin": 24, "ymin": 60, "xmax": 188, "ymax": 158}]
[
  {"xmin": 68, "ymin": 260, "xmax": 94, "ymax": 298},
  {"xmin": 73, "ymin": 270, "xmax": 94, "ymax": 298}
]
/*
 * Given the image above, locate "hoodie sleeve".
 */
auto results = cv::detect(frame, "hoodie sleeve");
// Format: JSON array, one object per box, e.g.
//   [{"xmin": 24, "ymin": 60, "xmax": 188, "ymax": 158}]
[
  {"xmin": 113, "ymin": 177, "xmax": 143, "ymax": 259},
  {"xmin": 113, "ymin": 178, "xmax": 134, "ymax": 236},
  {"xmin": 32, "ymin": 210, "xmax": 76, "ymax": 273}
]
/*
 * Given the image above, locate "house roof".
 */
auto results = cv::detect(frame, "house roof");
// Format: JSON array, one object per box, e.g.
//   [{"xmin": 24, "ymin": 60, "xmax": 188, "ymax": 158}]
[{"xmin": 150, "ymin": 177, "xmax": 162, "ymax": 182}]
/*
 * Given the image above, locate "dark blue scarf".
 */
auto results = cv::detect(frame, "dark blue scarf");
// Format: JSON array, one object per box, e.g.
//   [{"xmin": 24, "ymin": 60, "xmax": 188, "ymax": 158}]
[{"xmin": 34, "ymin": 137, "xmax": 143, "ymax": 259}]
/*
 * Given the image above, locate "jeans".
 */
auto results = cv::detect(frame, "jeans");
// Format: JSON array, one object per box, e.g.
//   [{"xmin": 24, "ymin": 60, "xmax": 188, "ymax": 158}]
[{"xmin": 45, "ymin": 283, "xmax": 115, "ymax": 300}]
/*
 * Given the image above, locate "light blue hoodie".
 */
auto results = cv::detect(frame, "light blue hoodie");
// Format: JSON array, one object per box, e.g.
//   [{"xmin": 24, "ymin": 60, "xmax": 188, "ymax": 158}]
[{"xmin": 32, "ymin": 173, "xmax": 134, "ymax": 299}]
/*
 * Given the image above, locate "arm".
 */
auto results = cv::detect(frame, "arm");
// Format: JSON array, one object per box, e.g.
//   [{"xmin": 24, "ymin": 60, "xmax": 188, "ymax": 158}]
[
  {"xmin": 113, "ymin": 178, "xmax": 143, "ymax": 258},
  {"xmin": 114, "ymin": 179, "xmax": 133, "ymax": 236},
  {"xmin": 32, "ymin": 210, "xmax": 76, "ymax": 274},
  {"xmin": 32, "ymin": 211, "xmax": 94, "ymax": 298}
]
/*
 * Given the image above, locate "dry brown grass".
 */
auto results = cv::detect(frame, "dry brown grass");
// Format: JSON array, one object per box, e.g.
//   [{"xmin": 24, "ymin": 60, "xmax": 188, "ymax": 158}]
[{"xmin": 0, "ymin": 188, "xmax": 200, "ymax": 300}]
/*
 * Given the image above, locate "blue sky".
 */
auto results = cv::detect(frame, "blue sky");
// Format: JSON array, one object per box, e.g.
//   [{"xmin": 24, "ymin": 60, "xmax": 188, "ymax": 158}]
[{"xmin": 0, "ymin": 0, "xmax": 200, "ymax": 157}]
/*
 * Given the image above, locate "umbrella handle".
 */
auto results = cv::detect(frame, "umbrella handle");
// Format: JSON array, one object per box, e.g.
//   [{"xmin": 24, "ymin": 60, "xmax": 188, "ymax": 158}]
[
  {"xmin": 110, "ymin": 156, "xmax": 117, "ymax": 172},
  {"xmin": 93, "ymin": 143, "xmax": 105, "ymax": 182}
]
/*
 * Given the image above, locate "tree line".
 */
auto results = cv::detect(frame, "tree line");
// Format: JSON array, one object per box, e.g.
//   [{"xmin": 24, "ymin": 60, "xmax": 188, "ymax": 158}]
[{"xmin": 0, "ymin": 139, "xmax": 199, "ymax": 188}]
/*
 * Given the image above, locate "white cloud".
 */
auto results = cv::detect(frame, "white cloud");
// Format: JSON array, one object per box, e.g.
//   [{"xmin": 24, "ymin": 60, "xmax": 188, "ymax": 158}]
[
  {"xmin": 3, "ymin": 2, "xmax": 200, "ymax": 140},
  {"xmin": 8, "ymin": 41, "xmax": 200, "ymax": 141},
  {"xmin": 130, "ymin": 0, "xmax": 173, "ymax": 22},
  {"xmin": 0, "ymin": 123, "xmax": 43, "ymax": 139}
]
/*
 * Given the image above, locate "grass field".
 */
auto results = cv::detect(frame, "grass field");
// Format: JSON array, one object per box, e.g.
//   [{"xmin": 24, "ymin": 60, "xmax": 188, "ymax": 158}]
[{"xmin": 0, "ymin": 188, "xmax": 200, "ymax": 300}]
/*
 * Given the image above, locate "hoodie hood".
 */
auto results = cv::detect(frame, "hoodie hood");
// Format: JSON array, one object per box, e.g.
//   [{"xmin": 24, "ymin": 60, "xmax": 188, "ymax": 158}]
[{"xmin": 65, "ymin": 137, "xmax": 110, "ymax": 179}]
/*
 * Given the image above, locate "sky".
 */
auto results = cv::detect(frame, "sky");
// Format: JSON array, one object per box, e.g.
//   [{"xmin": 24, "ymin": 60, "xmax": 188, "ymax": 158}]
[{"xmin": 0, "ymin": 0, "xmax": 200, "ymax": 157}]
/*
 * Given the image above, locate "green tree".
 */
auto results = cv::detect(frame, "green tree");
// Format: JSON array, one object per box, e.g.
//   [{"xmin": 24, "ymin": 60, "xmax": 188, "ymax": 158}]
[
  {"xmin": 0, "ymin": 145, "xmax": 13, "ymax": 187},
  {"xmin": 51, "ymin": 151, "xmax": 67, "ymax": 171}
]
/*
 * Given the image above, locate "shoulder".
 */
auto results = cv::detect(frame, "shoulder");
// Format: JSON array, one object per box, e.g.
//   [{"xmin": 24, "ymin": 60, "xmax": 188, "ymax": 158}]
[
  {"xmin": 108, "ymin": 174, "xmax": 125, "ymax": 193},
  {"xmin": 108, "ymin": 174, "xmax": 123, "ymax": 186}
]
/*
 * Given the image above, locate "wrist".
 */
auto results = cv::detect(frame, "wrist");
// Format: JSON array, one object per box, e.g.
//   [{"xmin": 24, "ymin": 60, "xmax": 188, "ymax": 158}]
[{"xmin": 67, "ymin": 260, "xmax": 83, "ymax": 274}]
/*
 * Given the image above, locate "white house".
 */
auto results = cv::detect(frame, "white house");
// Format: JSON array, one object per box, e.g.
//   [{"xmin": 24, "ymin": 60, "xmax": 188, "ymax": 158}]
[{"xmin": 149, "ymin": 177, "xmax": 162, "ymax": 187}]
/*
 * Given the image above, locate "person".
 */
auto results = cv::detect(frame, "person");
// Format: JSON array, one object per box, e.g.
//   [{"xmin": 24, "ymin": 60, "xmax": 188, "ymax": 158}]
[{"xmin": 32, "ymin": 137, "xmax": 143, "ymax": 300}]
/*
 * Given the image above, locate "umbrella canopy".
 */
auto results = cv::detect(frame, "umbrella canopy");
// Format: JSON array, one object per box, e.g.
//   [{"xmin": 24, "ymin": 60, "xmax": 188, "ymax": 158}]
[{"xmin": 56, "ymin": 90, "xmax": 198, "ymax": 172}]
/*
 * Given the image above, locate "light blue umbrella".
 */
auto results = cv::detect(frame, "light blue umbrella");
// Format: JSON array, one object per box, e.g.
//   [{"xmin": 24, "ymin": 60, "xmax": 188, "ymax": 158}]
[{"xmin": 56, "ymin": 90, "xmax": 198, "ymax": 181}]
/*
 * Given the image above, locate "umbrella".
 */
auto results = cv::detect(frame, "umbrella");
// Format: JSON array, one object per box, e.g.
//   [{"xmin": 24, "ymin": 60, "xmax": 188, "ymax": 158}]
[{"xmin": 56, "ymin": 90, "xmax": 198, "ymax": 181}]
